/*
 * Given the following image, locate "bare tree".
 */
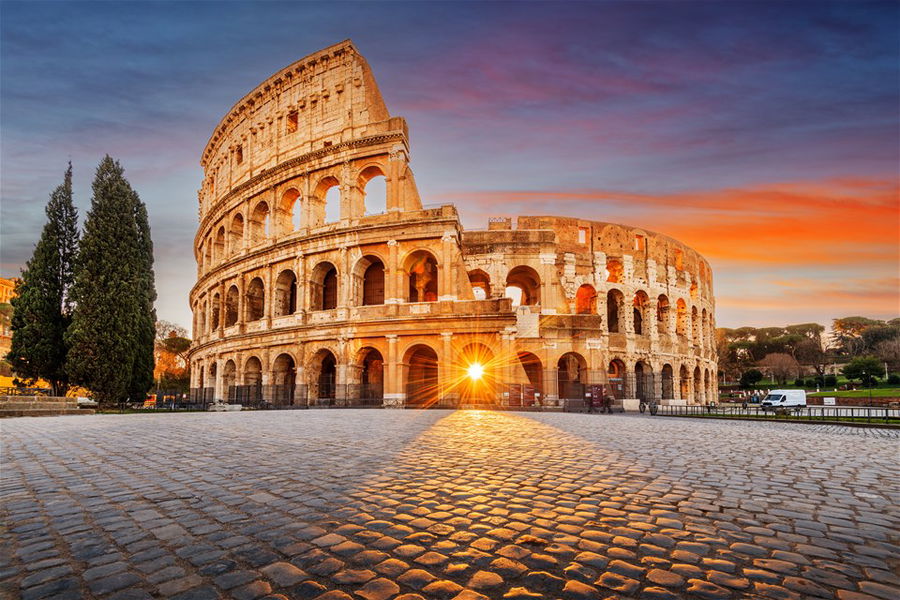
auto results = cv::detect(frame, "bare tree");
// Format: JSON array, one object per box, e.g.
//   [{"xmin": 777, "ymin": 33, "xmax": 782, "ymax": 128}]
[{"xmin": 758, "ymin": 353, "xmax": 800, "ymax": 385}]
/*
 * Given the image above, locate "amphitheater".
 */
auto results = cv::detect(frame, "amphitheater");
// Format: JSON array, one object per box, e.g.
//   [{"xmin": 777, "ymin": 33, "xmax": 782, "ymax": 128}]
[{"xmin": 188, "ymin": 40, "xmax": 717, "ymax": 409}]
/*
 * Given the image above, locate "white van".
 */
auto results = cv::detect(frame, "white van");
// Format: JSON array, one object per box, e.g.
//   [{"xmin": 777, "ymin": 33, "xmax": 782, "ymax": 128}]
[{"xmin": 761, "ymin": 389, "xmax": 807, "ymax": 409}]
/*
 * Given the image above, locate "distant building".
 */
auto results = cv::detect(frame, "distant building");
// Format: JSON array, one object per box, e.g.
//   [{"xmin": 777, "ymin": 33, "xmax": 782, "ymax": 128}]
[{"xmin": 0, "ymin": 277, "xmax": 19, "ymax": 359}]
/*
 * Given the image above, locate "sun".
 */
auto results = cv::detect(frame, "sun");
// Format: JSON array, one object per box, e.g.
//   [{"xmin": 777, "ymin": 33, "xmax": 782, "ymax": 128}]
[{"xmin": 467, "ymin": 362, "xmax": 485, "ymax": 381}]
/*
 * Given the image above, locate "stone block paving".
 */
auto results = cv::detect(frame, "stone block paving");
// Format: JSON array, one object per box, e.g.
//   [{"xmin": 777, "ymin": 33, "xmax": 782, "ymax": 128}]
[{"xmin": 1, "ymin": 410, "xmax": 898, "ymax": 600}]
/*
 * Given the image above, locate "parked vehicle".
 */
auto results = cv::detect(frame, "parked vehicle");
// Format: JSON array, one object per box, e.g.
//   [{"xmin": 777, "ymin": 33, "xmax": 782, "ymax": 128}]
[
  {"xmin": 761, "ymin": 389, "xmax": 807, "ymax": 409},
  {"xmin": 76, "ymin": 397, "xmax": 98, "ymax": 408}
]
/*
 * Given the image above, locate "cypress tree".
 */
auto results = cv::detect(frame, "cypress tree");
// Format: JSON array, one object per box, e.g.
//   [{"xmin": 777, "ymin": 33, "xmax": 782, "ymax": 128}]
[
  {"xmin": 7, "ymin": 164, "xmax": 79, "ymax": 396},
  {"xmin": 66, "ymin": 156, "xmax": 156, "ymax": 405}
]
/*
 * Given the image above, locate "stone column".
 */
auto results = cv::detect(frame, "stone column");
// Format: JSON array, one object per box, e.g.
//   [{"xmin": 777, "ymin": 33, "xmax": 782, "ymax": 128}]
[
  {"xmin": 336, "ymin": 337, "xmax": 349, "ymax": 403},
  {"xmin": 385, "ymin": 239, "xmax": 402, "ymax": 304},
  {"xmin": 384, "ymin": 334, "xmax": 402, "ymax": 407},
  {"xmin": 539, "ymin": 253, "xmax": 557, "ymax": 313},
  {"xmin": 337, "ymin": 246, "xmax": 350, "ymax": 320},
  {"xmin": 439, "ymin": 232, "xmax": 457, "ymax": 301},
  {"xmin": 441, "ymin": 332, "xmax": 458, "ymax": 405},
  {"xmin": 295, "ymin": 253, "xmax": 306, "ymax": 316},
  {"xmin": 386, "ymin": 146, "xmax": 406, "ymax": 213},
  {"xmin": 586, "ymin": 339, "xmax": 605, "ymax": 385}
]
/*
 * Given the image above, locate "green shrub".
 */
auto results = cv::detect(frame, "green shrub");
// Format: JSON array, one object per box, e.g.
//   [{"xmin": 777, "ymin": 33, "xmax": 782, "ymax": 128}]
[
  {"xmin": 887, "ymin": 373, "xmax": 900, "ymax": 385},
  {"xmin": 824, "ymin": 375, "xmax": 837, "ymax": 386}
]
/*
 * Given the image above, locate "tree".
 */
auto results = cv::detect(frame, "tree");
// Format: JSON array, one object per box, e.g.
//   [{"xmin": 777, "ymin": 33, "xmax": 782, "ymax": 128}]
[
  {"xmin": 841, "ymin": 356, "xmax": 883, "ymax": 387},
  {"xmin": 154, "ymin": 321, "xmax": 191, "ymax": 393},
  {"xmin": 7, "ymin": 165, "xmax": 79, "ymax": 395},
  {"xmin": 874, "ymin": 338, "xmax": 900, "ymax": 372},
  {"xmin": 758, "ymin": 353, "xmax": 800, "ymax": 385},
  {"xmin": 832, "ymin": 316, "xmax": 881, "ymax": 357},
  {"xmin": 794, "ymin": 338, "xmax": 828, "ymax": 377},
  {"xmin": 66, "ymin": 156, "xmax": 156, "ymax": 405},
  {"xmin": 739, "ymin": 369, "xmax": 763, "ymax": 389}
]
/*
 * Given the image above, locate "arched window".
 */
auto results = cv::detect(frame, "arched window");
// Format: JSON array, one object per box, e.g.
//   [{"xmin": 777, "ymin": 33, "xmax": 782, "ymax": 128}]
[
  {"xmin": 274, "ymin": 270, "xmax": 297, "ymax": 317},
  {"xmin": 575, "ymin": 284, "xmax": 596, "ymax": 314},
  {"xmin": 354, "ymin": 256, "xmax": 385, "ymax": 306},
  {"xmin": 272, "ymin": 354, "xmax": 296, "ymax": 405},
  {"xmin": 633, "ymin": 291, "xmax": 649, "ymax": 335},
  {"xmin": 661, "ymin": 364, "xmax": 674, "ymax": 399},
  {"xmin": 607, "ymin": 289, "xmax": 624, "ymax": 333},
  {"xmin": 606, "ymin": 258, "xmax": 623, "ymax": 283},
  {"xmin": 223, "ymin": 360, "xmax": 237, "ymax": 401},
  {"xmin": 608, "ymin": 359, "xmax": 626, "ymax": 398},
  {"xmin": 405, "ymin": 345, "xmax": 439, "ymax": 406},
  {"xmin": 211, "ymin": 292, "xmax": 221, "ymax": 330},
  {"xmin": 250, "ymin": 201, "xmax": 270, "ymax": 244},
  {"xmin": 679, "ymin": 364, "xmax": 690, "ymax": 400},
  {"xmin": 214, "ymin": 227, "xmax": 225, "ymax": 263},
  {"xmin": 245, "ymin": 278, "xmax": 265, "ymax": 321},
  {"xmin": 405, "ymin": 251, "xmax": 438, "ymax": 302},
  {"xmin": 634, "ymin": 361, "xmax": 651, "ymax": 401},
  {"xmin": 691, "ymin": 306, "xmax": 700, "ymax": 344},
  {"xmin": 468, "ymin": 270, "xmax": 491, "ymax": 301},
  {"xmin": 225, "ymin": 285, "xmax": 239, "ymax": 327},
  {"xmin": 244, "ymin": 356, "xmax": 262, "ymax": 386},
  {"xmin": 505, "ymin": 266, "xmax": 541, "ymax": 307},
  {"xmin": 280, "ymin": 188, "xmax": 301, "ymax": 233},
  {"xmin": 557, "ymin": 353, "xmax": 587, "ymax": 400},
  {"xmin": 676, "ymin": 299, "xmax": 688, "ymax": 336},
  {"xmin": 311, "ymin": 262, "xmax": 338, "ymax": 310},
  {"xmin": 657, "ymin": 295, "xmax": 670, "ymax": 335},
  {"xmin": 358, "ymin": 165, "xmax": 387, "ymax": 216},
  {"xmin": 314, "ymin": 176, "xmax": 341, "ymax": 225},
  {"xmin": 310, "ymin": 349, "xmax": 338, "ymax": 402},
  {"xmin": 358, "ymin": 348, "xmax": 384, "ymax": 401},
  {"xmin": 229, "ymin": 214, "xmax": 244, "ymax": 255}
]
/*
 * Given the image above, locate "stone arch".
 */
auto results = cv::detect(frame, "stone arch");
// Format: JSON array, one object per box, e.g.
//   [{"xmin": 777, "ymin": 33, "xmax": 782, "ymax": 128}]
[
  {"xmin": 557, "ymin": 352, "xmax": 587, "ymax": 400},
  {"xmin": 214, "ymin": 226, "xmax": 225, "ymax": 263},
  {"xmin": 607, "ymin": 289, "xmax": 625, "ymax": 333},
  {"xmin": 357, "ymin": 164, "xmax": 387, "ymax": 216},
  {"xmin": 208, "ymin": 362, "xmax": 217, "ymax": 396},
  {"xmin": 353, "ymin": 255, "xmax": 386, "ymax": 306},
  {"xmin": 225, "ymin": 284, "xmax": 239, "ymax": 326},
  {"xmin": 229, "ymin": 213, "xmax": 244, "ymax": 255},
  {"xmin": 404, "ymin": 344, "xmax": 439, "ymax": 406},
  {"xmin": 676, "ymin": 298, "xmax": 688, "ymax": 336},
  {"xmin": 517, "ymin": 352, "xmax": 543, "ymax": 400},
  {"xmin": 459, "ymin": 342, "xmax": 496, "ymax": 403},
  {"xmin": 505, "ymin": 265, "xmax": 541, "ymax": 307},
  {"xmin": 661, "ymin": 364, "xmax": 674, "ymax": 399},
  {"xmin": 608, "ymin": 358, "xmax": 627, "ymax": 399},
  {"xmin": 403, "ymin": 250, "xmax": 439, "ymax": 303},
  {"xmin": 203, "ymin": 239, "xmax": 212, "ymax": 270},
  {"xmin": 606, "ymin": 257, "xmax": 624, "ymax": 283},
  {"xmin": 223, "ymin": 359, "xmax": 237, "ymax": 401},
  {"xmin": 468, "ymin": 269, "xmax": 491, "ymax": 301},
  {"xmin": 657, "ymin": 294, "xmax": 670, "ymax": 335},
  {"xmin": 308, "ymin": 348, "xmax": 338, "ymax": 402},
  {"xmin": 245, "ymin": 277, "xmax": 265, "ymax": 321},
  {"xmin": 633, "ymin": 290, "xmax": 650, "ymax": 335},
  {"xmin": 694, "ymin": 366, "xmax": 703, "ymax": 403},
  {"xmin": 314, "ymin": 175, "xmax": 341, "ymax": 225},
  {"xmin": 356, "ymin": 347, "xmax": 384, "ymax": 402},
  {"xmin": 249, "ymin": 200, "xmax": 270, "ymax": 244},
  {"xmin": 310, "ymin": 261, "xmax": 338, "ymax": 310},
  {"xmin": 634, "ymin": 360, "xmax": 652, "ymax": 401},
  {"xmin": 272, "ymin": 353, "xmax": 296, "ymax": 405},
  {"xmin": 210, "ymin": 292, "xmax": 220, "ymax": 330},
  {"xmin": 274, "ymin": 269, "xmax": 297, "ymax": 317},
  {"xmin": 244, "ymin": 355, "xmax": 263, "ymax": 385},
  {"xmin": 575, "ymin": 284, "xmax": 597, "ymax": 314},
  {"xmin": 690, "ymin": 280, "xmax": 698, "ymax": 301},
  {"xmin": 280, "ymin": 187, "xmax": 302, "ymax": 233}
]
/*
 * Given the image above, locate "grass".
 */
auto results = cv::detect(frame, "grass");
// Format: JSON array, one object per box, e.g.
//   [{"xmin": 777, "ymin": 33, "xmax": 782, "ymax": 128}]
[{"xmin": 808, "ymin": 388, "xmax": 900, "ymax": 398}]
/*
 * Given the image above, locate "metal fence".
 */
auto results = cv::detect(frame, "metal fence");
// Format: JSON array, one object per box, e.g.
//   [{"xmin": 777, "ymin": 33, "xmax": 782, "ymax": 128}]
[
  {"xmin": 0, "ymin": 386, "xmax": 52, "ymax": 397},
  {"xmin": 652, "ymin": 404, "xmax": 899, "ymax": 423}
]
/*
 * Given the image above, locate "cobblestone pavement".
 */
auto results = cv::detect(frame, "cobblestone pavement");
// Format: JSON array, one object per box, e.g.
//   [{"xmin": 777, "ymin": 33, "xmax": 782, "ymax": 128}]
[{"xmin": 2, "ymin": 411, "xmax": 898, "ymax": 600}]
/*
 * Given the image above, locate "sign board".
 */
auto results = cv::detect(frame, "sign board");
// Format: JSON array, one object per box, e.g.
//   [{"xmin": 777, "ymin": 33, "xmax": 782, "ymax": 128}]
[{"xmin": 823, "ymin": 397, "xmax": 836, "ymax": 406}]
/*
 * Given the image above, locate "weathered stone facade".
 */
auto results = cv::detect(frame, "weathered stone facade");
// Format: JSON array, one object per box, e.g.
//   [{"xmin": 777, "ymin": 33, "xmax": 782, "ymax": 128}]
[{"xmin": 188, "ymin": 40, "xmax": 717, "ymax": 408}]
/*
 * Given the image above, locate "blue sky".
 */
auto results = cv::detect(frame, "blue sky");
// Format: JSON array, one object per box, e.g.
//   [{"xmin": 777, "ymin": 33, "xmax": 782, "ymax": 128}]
[{"xmin": 2, "ymin": 1, "xmax": 898, "ymax": 330}]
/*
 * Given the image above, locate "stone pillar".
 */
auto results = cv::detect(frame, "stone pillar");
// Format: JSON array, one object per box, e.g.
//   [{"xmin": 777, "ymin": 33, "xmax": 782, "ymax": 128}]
[
  {"xmin": 586, "ymin": 339, "xmax": 605, "ymax": 385},
  {"xmin": 336, "ymin": 337, "xmax": 349, "ymax": 403},
  {"xmin": 384, "ymin": 334, "xmax": 402, "ymax": 407},
  {"xmin": 337, "ymin": 246, "xmax": 350, "ymax": 320},
  {"xmin": 439, "ymin": 232, "xmax": 457, "ymax": 301},
  {"xmin": 441, "ymin": 332, "xmax": 458, "ymax": 405},
  {"xmin": 543, "ymin": 366, "xmax": 559, "ymax": 406},
  {"xmin": 385, "ymin": 240, "xmax": 401, "ymax": 304},
  {"xmin": 539, "ymin": 253, "xmax": 557, "ymax": 313},
  {"xmin": 386, "ymin": 145, "xmax": 406, "ymax": 213}
]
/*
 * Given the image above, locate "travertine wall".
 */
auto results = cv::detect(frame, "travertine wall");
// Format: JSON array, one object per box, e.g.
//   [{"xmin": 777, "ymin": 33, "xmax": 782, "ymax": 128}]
[{"xmin": 188, "ymin": 41, "xmax": 717, "ymax": 408}]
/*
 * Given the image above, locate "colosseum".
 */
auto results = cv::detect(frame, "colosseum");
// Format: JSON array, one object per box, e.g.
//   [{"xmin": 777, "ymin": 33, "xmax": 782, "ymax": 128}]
[{"xmin": 188, "ymin": 40, "xmax": 717, "ymax": 410}]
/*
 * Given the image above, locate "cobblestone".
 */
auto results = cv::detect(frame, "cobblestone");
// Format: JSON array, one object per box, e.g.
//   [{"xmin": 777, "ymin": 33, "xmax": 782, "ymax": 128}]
[{"xmin": 1, "ymin": 410, "xmax": 898, "ymax": 599}]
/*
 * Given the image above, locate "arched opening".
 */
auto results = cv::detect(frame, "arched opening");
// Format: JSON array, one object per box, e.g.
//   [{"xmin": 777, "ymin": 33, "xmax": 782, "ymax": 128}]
[
  {"xmin": 575, "ymin": 284, "xmax": 597, "ymax": 314},
  {"xmin": 245, "ymin": 277, "xmax": 265, "ymax": 321},
  {"xmin": 691, "ymin": 306, "xmax": 700, "ymax": 345},
  {"xmin": 207, "ymin": 363, "xmax": 217, "ymax": 403},
  {"xmin": 314, "ymin": 176, "xmax": 340, "ymax": 224},
  {"xmin": 210, "ymin": 292, "xmax": 220, "ymax": 330},
  {"xmin": 355, "ymin": 256, "xmax": 385, "ymax": 306},
  {"xmin": 214, "ymin": 227, "xmax": 225, "ymax": 263},
  {"xmin": 608, "ymin": 359, "xmax": 626, "ymax": 399},
  {"xmin": 310, "ymin": 349, "xmax": 338, "ymax": 404},
  {"xmin": 661, "ymin": 364, "xmax": 674, "ymax": 399},
  {"xmin": 274, "ymin": 270, "xmax": 297, "ymax": 317},
  {"xmin": 405, "ymin": 250, "xmax": 439, "ymax": 302},
  {"xmin": 468, "ymin": 270, "xmax": 491, "ymax": 301},
  {"xmin": 198, "ymin": 303, "xmax": 206, "ymax": 335},
  {"xmin": 223, "ymin": 360, "xmax": 237, "ymax": 403},
  {"xmin": 607, "ymin": 289, "xmax": 624, "ymax": 333},
  {"xmin": 357, "ymin": 348, "xmax": 384, "ymax": 403},
  {"xmin": 241, "ymin": 356, "xmax": 263, "ymax": 406},
  {"xmin": 701, "ymin": 308, "xmax": 709, "ymax": 348},
  {"xmin": 517, "ymin": 352, "xmax": 543, "ymax": 406},
  {"xmin": 405, "ymin": 345, "xmax": 439, "ymax": 407},
  {"xmin": 505, "ymin": 266, "xmax": 541, "ymax": 307},
  {"xmin": 676, "ymin": 299, "xmax": 688, "ymax": 336},
  {"xmin": 310, "ymin": 262, "xmax": 338, "ymax": 311},
  {"xmin": 460, "ymin": 343, "xmax": 495, "ymax": 404},
  {"xmin": 694, "ymin": 366, "xmax": 703, "ymax": 403},
  {"xmin": 657, "ymin": 295, "xmax": 670, "ymax": 335},
  {"xmin": 225, "ymin": 285, "xmax": 239, "ymax": 327},
  {"xmin": 229, "ymin": 213, "xmax": 244, "ymax": 255},
  {"xmin": 203, "ymin": 240, "xmax": 211, "ymax": 270},
  {"xmin": 557, "ymin": 352, "xmax": 587, "ymax": 400},
  {"xmin": 679, "ymin": 364, "xmax": 690, "ymax": 400},
  {"xmin": 358, "ymin": 166, "xmax": 387, "ymax": 216},
  {"xmin": 250, "ymin": 201, "xmax": 270, "ymax": 244},
  {"xmin": 280, "ymin": 188, "xmax": 301, "ymax": 233},
  {"xmin": 633, "ymin": 291, "xmax": 649, "ymax": 335},
  {"xmin": 272, "ymin": 353, "xmax": 296, "ymax": 406},
  {"xmin": 606, "ymin": 258, "xmax": 623, "ymax": 283},
  {"xmin": 635, "ymin": 361, "xmax": 652, "ymax": 401}
]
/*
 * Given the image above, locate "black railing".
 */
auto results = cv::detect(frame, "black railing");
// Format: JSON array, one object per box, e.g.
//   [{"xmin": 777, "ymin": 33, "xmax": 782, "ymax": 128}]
[
  {"xmin": 0, "ymin": 386, "xmax": 52, "ymax": 396},
  {"xmin": 652, "ymin": 404, "xmax": 899, "ymax": 424}
]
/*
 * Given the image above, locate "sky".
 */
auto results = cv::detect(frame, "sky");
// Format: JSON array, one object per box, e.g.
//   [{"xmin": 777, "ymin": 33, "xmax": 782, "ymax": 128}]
[{"xmin": 1, "ymin": 0, "xmax": 898, "ymax": 331}]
